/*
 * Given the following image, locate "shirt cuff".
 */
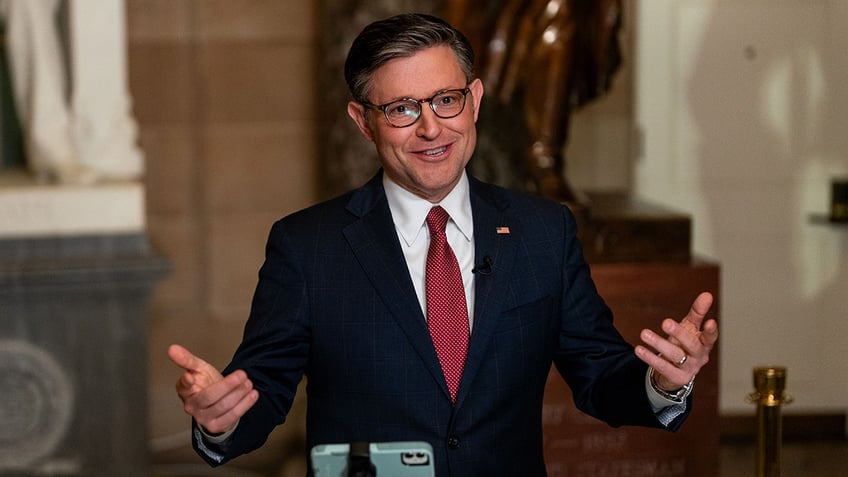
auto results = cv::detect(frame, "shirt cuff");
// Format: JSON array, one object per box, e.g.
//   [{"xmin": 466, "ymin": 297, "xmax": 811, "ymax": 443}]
[
  {"xmin": 198, "ymin": 419, "xmax": 239, "ymax": 444},
  {"xmin": 645, "ymin": 368, "xmax": 691, "ymax": 427}
]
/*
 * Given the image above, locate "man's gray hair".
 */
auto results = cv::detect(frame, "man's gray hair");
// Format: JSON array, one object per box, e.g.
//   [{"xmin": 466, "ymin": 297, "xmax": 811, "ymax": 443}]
[{"xmin": 344, "ymin": 13, "xmax": 475, "ymax": 104}]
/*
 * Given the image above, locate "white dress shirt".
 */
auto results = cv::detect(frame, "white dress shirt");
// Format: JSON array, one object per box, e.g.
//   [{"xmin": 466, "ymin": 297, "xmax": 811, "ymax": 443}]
[{"xmin": 383, "ymin": 172, "xmax": 476, "ymax": 329}]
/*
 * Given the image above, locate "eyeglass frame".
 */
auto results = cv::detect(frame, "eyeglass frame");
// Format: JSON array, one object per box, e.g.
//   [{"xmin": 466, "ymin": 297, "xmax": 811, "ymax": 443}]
[{"xmin": 360, "ymin": 86, "xmax": 472, "ymax": 128}]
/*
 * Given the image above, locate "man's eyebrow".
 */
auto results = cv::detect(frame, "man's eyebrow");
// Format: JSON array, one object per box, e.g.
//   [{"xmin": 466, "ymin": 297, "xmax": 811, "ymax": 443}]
[{"xmin": 382, "ymin": 87, "xmax": 464, "ymax": 103}]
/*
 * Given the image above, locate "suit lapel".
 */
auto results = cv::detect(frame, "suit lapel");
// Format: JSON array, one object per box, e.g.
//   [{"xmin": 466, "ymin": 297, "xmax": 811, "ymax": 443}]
[
  {"xmin": 455, "ymin": 178, "xmax": 519, "ymax": 407},
  {"xmin": 342, "ymin": 174, "xmax": 448, "ymax": 393}
]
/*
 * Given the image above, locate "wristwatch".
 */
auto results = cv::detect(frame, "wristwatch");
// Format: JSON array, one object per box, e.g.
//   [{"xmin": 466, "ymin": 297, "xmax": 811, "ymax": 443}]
[{"xmin": 649, "ymin": 367, "xmax": 695, "ymax": 403}]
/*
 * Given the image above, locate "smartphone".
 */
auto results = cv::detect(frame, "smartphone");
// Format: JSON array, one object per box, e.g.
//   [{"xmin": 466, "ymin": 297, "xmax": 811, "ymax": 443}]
[{"xmin": 310, "ymin": 441, "xmax": 435, "ymax": 476}]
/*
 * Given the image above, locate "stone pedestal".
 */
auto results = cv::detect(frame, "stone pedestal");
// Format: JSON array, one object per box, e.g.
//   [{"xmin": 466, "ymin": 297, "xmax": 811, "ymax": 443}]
[
  {"xmin": 543, "ymin": 260, "xmax": 720, "ymax": 476},
  {"xmin": 575, "ymin": 191, "xmax": 692, "ymax": 264},
  {"xmin": 0, "ymin": 181, "xmax": 168, "ymax": 476}
]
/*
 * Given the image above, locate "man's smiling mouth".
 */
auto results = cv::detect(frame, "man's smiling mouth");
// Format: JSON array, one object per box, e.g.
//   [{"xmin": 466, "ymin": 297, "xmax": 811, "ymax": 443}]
[{"xmin": 423, "ymin": 146, "xmax": 448, "ymax": 156}]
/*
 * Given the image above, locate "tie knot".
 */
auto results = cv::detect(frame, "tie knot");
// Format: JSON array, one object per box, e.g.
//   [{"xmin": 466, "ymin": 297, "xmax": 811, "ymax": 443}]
[{"xmin": 426, "ymin": 206, "xmax": 450, "ymax": 234}]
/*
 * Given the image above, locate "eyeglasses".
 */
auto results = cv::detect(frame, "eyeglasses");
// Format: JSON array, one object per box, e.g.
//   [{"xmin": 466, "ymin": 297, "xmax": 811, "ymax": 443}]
[{"xmin": 362, "ymin": 87, "xmax": 471, "ymax": 128}]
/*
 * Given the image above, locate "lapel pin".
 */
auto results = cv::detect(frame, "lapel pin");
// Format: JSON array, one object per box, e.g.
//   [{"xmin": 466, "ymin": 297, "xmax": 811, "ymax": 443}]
[{"xmin": 496, "ymin": 226, "xmax": 510, "ymax": 235}]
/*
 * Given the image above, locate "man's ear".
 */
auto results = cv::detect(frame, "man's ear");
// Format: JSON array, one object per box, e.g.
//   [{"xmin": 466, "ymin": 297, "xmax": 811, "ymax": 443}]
[
  {"xmin": 347, "ymin": 101, "xmax": 374, "ymax": 142},
  {"xmin": 468, "ymin": 78, "xmax": 484, "ymax": 123}
]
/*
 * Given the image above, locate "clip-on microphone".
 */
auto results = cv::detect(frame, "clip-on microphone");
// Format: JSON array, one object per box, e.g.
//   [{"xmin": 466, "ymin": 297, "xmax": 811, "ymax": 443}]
[{"xmin": 472, "ymin": 256, "xmax": 493, "ymax": 275}]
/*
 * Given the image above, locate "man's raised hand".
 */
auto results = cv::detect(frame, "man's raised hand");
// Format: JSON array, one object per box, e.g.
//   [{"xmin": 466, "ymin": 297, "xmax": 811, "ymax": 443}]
[{"xmin": 168, "ymin": 344, "xmax": 258, "ymax": 435}]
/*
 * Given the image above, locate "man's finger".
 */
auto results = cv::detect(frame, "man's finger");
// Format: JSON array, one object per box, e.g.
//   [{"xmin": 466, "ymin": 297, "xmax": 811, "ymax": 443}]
[
  {"xmin": 634, "ymin": 345, "xmax": 691, "ymax": 389},
  {"xmin": 201, "ymin": 389, "xmax": 260, "ymax": 435},
  {"xmin": 186, "ymin": 373, "xmax": 255, "ymax": 429},
  {"xmin": 699, "ymin": 319, "xmax": 719, "ymax": 348},
  {"xmin": 682, "ymin": 292, "xmax": 713, "ymax": 328},
  {"xmin": 168, "ymin": 343, "xmax": 213, "ymax": 374},
  {"xmin": 191, "ymin": 370, "xmax": 251, "ymax": 409}
]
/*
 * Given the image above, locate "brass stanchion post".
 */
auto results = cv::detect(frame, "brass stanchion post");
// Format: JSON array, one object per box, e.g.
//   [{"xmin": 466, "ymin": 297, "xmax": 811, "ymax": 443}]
[{"xmin": 747, "ymin": 367, "xmax": 793, "ymax": 477}]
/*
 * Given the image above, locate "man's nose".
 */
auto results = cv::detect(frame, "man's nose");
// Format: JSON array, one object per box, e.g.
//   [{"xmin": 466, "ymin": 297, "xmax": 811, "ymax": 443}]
[{"xmin": 415, "ymin": 105, "xmax": 441, "ymax": 138}]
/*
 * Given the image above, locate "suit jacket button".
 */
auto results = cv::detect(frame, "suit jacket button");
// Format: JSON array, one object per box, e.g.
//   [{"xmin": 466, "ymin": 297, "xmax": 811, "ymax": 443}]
[{"xmin": 447, "ymin": 436, "xmax": 460, "ymax": 449}]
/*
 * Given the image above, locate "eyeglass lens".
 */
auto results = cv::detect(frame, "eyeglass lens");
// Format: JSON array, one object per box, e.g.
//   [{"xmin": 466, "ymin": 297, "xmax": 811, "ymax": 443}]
[{"xmin": 384, "ymin": 89, "xmax": 467, "ymax": 127}]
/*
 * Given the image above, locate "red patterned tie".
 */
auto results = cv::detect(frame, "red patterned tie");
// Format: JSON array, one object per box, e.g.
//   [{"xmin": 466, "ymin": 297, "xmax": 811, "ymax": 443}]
[{"xmin": 425, "ymin": 206, "xmax": 470, "ymax": 403}]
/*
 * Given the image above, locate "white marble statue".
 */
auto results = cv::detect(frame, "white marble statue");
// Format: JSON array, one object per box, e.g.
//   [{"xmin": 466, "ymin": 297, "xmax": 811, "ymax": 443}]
[{"xmin": 0, "ymin": 0, "xmax": 143, "ymax": 184}]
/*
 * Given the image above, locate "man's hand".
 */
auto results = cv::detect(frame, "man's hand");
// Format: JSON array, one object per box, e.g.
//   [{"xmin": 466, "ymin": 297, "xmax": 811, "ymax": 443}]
[
  {"xmin": 635, "ymin": 292, "xmax": 719, "ymax": 391},
  {"xmin": 168, "ymin": 344, "xmax": 259, "ymax": 435}
]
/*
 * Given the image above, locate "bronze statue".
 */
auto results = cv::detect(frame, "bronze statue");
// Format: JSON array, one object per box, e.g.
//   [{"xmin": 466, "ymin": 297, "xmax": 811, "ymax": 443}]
[{"xmin": 447, "ymin": 0, "xmax": 623, "ymax": 204}]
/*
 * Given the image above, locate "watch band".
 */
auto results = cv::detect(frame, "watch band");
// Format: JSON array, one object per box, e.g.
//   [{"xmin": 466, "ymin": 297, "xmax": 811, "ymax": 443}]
[{"xmin": 649, "ymin": 367, "xmax": 695, "ymax": 403}]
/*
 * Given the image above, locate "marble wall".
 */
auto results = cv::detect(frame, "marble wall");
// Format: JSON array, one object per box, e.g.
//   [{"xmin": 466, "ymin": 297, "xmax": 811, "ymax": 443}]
[{"xmin": 128, "ymin": 1, "xmax": 319, "ymax": 474}]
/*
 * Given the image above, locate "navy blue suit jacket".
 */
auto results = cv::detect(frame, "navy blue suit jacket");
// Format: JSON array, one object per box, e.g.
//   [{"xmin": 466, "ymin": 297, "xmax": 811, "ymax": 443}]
[{"xmin": 193, "ymin": 171, "xmax": 688, "ymax": 475}]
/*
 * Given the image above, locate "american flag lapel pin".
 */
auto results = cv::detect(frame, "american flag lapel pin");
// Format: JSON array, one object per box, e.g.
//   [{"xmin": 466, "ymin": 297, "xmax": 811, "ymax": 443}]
[{"xmin": 496, "ymin": 226, "xmax": 510, "ymax": 235}]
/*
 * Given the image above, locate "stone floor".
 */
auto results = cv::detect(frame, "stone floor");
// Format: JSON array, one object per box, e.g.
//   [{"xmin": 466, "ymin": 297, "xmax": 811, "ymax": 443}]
[{"xmin": 153, "ymin": 439, "xmax": 848, "ymax": 477}]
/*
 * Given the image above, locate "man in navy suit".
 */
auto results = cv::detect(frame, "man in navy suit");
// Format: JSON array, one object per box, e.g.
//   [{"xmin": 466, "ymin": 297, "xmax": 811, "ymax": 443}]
[{"xmin": 169, "ymin": 13, "xmax": 719, "ymax": 476}]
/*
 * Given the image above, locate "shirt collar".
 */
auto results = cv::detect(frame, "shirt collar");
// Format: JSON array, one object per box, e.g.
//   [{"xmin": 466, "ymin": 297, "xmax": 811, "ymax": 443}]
[{"xmin": 384, "ymin": 172, "xmax": 473, "ymax": 247}]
